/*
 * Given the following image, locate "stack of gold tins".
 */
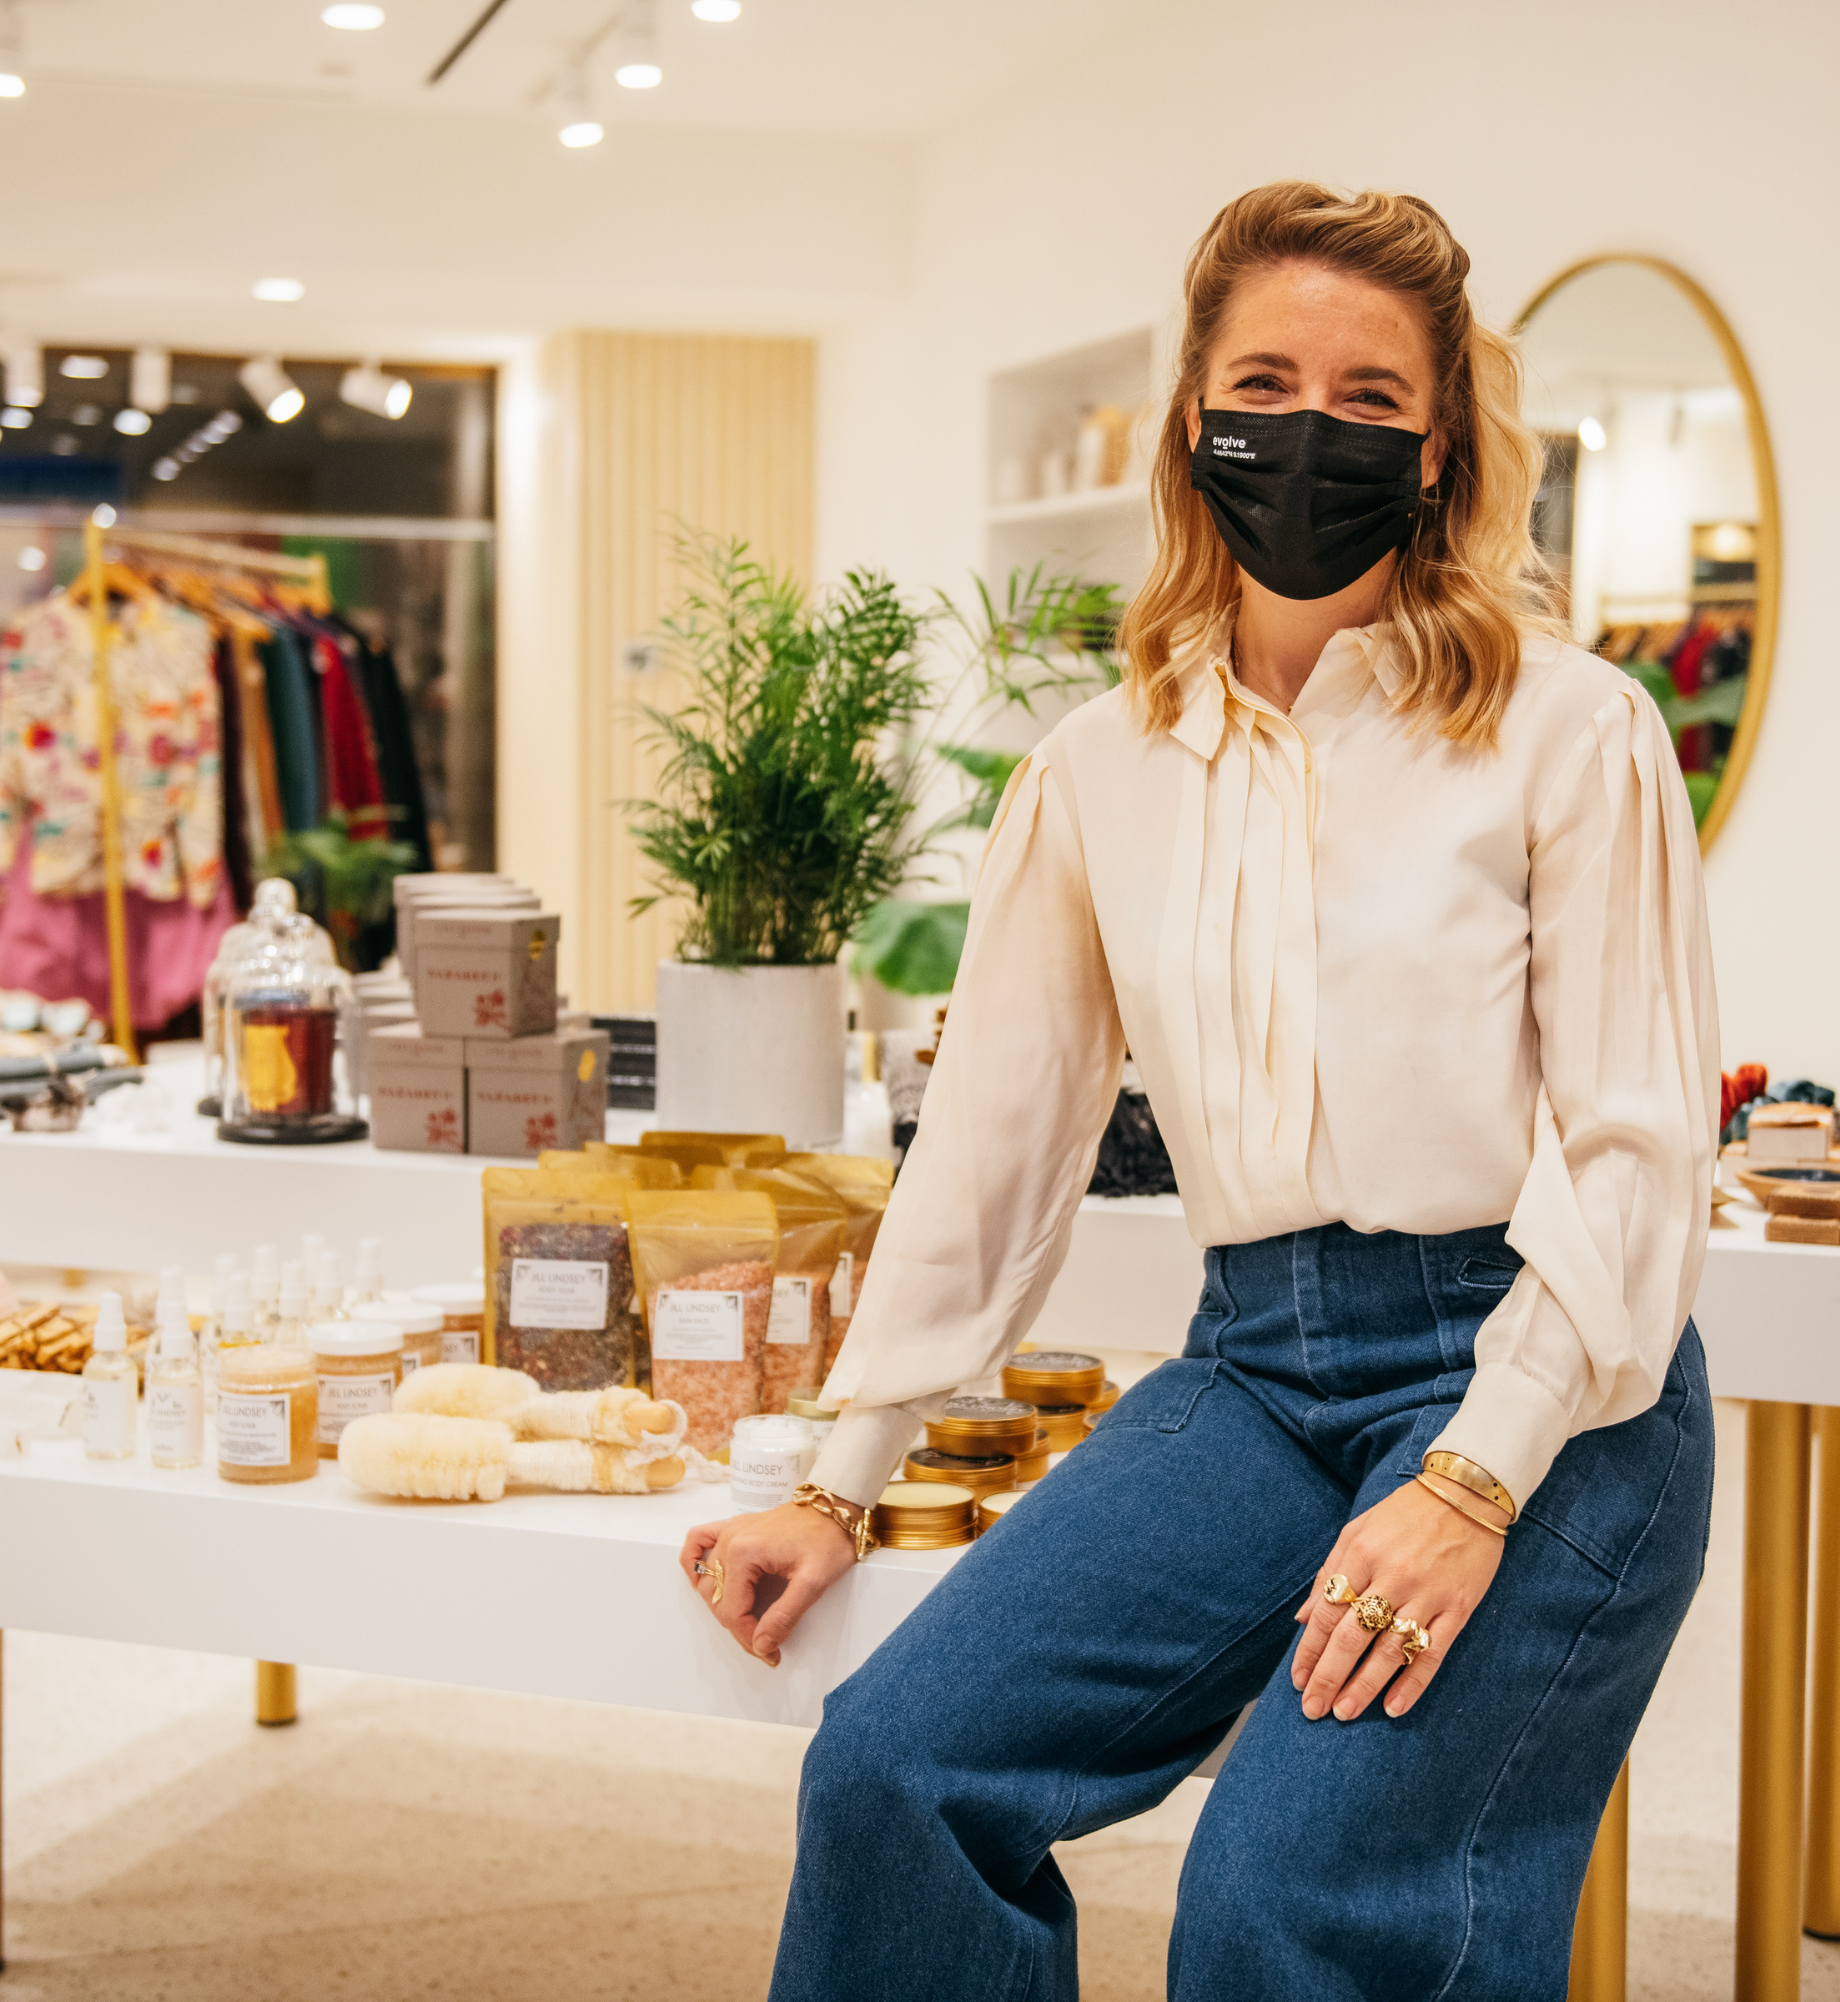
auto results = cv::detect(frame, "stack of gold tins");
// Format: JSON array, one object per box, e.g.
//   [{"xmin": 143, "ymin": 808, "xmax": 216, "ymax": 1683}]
[
  {"xmin": 978, "ymin": 1488, "xmax": 1028, "ymax": 1536},
  {"xmin": 1002, "ymin": 1352, "xmax": 1112, "ymax": 1452},
  {"xmin": 904, "ymin": 1444, "xmax": 1015, "ymax": 1497},
  {"xmin": 929, "ymin": 1393, "xmax": 1050, "ymax": 1487},
  {"xmin": 873, "ymin": 1480, "xmax": 977, "ymax": 1549}
]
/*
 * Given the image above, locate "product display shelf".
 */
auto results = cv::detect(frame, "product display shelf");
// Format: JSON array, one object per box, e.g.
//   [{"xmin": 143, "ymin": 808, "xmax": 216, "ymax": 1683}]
[
  {"xmin": 0, "ymin": 1437, "xmax": 958, "ymax": 1730},
  {"xmin": 984, "ymin": 482, "xmax": 1149, "ymax": 528}
]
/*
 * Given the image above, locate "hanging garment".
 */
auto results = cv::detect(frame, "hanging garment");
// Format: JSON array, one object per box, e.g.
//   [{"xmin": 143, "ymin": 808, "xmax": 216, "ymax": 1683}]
[
  {"xmin": 260, "ymin": 625, "xmax": 321, "ymax": 833},
  {"xmin": 229, "ymin": 626, "xmax": 283, "ymax": 860},
  {"xmin": 313, "ymin": 631, "xmax": 389, "ymax": 839},
  {"xmin": 0, "ymin": 593, "xmax": 224, "ymax": 910},
  {"xmin": 211, "ymin": 633, "xmax": 254, "ymax": 910},
  {"xmin": 0, "ymin": 820, "xmax": 234, "ymax": 1029},
  {"xmin": 342, "ymin": 621, "xmax": 432, "ymax": 871}
]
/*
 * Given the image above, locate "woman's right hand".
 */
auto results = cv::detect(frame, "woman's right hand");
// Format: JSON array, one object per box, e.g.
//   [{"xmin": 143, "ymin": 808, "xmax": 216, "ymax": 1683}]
[{"xmin": 679, "ymin": 1500, "xmax": 860, "ymax": 1669}]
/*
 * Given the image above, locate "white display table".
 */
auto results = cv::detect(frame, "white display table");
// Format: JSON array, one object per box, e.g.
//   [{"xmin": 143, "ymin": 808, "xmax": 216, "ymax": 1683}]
[{"xmin": 0, "ymin": 1438, "xmax": 955, "ymax": 1731}]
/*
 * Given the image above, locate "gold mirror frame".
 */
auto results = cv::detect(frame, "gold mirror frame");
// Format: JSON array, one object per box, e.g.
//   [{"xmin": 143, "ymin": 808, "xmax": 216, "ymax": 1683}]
[{"xmin": 1516, "ymin": 255, "xmax": 1779, "ymax": 853}]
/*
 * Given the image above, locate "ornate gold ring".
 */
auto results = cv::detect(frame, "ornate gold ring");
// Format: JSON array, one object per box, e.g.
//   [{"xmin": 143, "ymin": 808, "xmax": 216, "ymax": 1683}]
[
  {"xmin": 1391, "ymin": 1615, "xmax": 1431, "ymax": 1665},
  {"xmin": 1323, "ymin": 1573, "xmax": 1358, "ymax": 1606},
  {"xmin": 1353, "ymin": 1592, "xmax": 1394, "ymax": 1634}
]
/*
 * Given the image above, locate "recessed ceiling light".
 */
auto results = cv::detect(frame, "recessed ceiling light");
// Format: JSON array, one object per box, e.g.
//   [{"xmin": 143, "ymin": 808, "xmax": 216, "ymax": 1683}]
[
  {"xmin": 90, "ymin": 504, "xmax": 116, "ymax": 528},
  {"xmin": 252, "ymin": 277, "xmax": 306, "ymax": 303},
  {"xmin": 0, "ymin": 73, "xmax": 22, "ymax": 98},
  {"xmin": 152, "ymin": 457, "xmax": 180, "ymax": 481},
  {"xmin": 17, "ymin": 545, "xmax": 45, "ymax": 571},
  {"xmin": 1577, "ymin": 415, "xmax": 1608, "ymax": 453},
  {"xmin": 616, "ymin": 61, "xmax": 662, "ymax": 88},
  {"xmin": 60, "ymin": 354, "xmax": 108, "ymax": 379},
  {"xmin": 322, "ymin": 3, "xmax": 384, "ymax": 27},
  {"xmin": 691, "ymin": 0, "xmax": 741, "ymax": 19},
  {"xmin": 113, "ymin": 408, "xmax": 152, "ymax": 435},
  {"xmin": 559, "ymin": 118, "xmax": 603, "ymax": 146}
]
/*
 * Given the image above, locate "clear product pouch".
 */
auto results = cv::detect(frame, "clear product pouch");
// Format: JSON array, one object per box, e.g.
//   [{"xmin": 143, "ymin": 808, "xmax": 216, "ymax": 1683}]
[
  {"xmin": 640, "ymin": 1130, "xmax": 786, "ymax": 1167},
  {"xmin": 691, "ymin": 1165, "xmax": 845, "ymax": 1415},
  {"xmin": 483, "ymin": 1168, "xmax": 646, "ymax": 1391},
  {"xmin": 784, "ymin": 1152, "xmax": 894, "ymax": 1383},
  {"xmin": 627, "ymin": 1189, "xmax": 778, "ymax": 1455}
]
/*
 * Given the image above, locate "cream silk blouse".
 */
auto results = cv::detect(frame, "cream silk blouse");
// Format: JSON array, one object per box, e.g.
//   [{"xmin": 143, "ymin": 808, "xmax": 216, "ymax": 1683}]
[{"xmin": 813, "ymin": 624, "xmax": 1720, "ymax": 1513}]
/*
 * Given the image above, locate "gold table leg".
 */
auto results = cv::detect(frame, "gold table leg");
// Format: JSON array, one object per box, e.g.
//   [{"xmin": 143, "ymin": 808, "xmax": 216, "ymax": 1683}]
[
  {"xmin": 1737, "ymin": 1401, "xmax": 1811, "ymax": 2001},
  {"xmin": 1805, "ymin": 1408, "xmax": 1840, "ymax": 1939},
  {"xmin": 1569, "ymin": 1758, "xmax": 1629, "ymax": 2002},
  {"xmin": 255, "ymin": 1661, "xmax": 297, "ymax": 1728}
]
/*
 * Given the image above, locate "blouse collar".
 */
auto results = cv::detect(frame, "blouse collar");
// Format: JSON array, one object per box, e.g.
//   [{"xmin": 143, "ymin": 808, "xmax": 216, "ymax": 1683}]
[{"xmin": 1167, "ymin": 617, "xmax": 1398, "ymax": 760}]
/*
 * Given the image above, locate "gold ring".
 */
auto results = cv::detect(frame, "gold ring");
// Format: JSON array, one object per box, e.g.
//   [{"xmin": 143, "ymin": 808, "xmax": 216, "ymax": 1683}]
[
  {"xmin": 1324, "ymin": 1573, "xmax": 1358, "ymax": 1605},
  {"xmin": 1353, "ymin": 1592, "xmax": 1394, "ymax": 1633},
  {"xmin": 1391, "ymin": 1615, "xmax": 1430, "ymax": 1665},
  {"xmin": 695, "ymin": 1558, "xmax": 725, "ymax": 1607}
]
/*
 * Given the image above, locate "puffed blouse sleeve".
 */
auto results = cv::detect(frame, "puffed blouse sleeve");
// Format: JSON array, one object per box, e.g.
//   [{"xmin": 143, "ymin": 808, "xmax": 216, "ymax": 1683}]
[
  {"xmin": 1428, "ymin": 680, "xmax": 1721, "ymax": 1509},
  {"xmin": 810, "ymin": 752, "xmax": 1128, "ymax": 1505}
]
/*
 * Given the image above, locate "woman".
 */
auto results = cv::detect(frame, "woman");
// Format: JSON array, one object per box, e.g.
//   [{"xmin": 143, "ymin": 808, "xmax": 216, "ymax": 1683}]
[{"xmin": 682, "ymin": 182, "xmax": 1718, "ymax": 2002}]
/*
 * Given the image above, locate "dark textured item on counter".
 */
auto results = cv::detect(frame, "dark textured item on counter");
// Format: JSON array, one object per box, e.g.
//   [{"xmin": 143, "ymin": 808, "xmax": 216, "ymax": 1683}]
[
  {"xmin": 493, "ymin": 1217, "xmax": 639, "ymax": 1391},
  {"xmin": 1087, "ymin": 1085, "xmax": 1179, "ymax": 1198}
]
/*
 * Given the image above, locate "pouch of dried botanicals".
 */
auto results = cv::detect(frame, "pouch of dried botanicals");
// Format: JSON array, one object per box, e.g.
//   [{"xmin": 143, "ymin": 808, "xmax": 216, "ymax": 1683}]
[
  {"xmin": 482, "ymin": 1168, "xmax": 643, "ymax": 1390},
  {"xmin": 627, "ymin": 1189, "xmax": 778, "ymax": 1455},
  {"xmin": 784, "ymin": 1152, "xmax": 895, "ymax": 1381},
  {"xmin": 691, "ymin": 1166, "xmax": 845, "ymax": 1415}
]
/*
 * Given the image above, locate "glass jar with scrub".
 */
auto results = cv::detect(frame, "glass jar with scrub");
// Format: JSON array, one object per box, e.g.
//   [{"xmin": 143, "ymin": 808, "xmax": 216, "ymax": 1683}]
[
  {"xmin": 409, "ymin": 1282, "xmax": 486, "ymax": 1366},
  {"xmin": 307, "ymin": 1322, "xmax": 403, "ymax": 1457},
  {"xmin": 217, "ymin": 1344, "xmax": 319, "ymax": 1484}
]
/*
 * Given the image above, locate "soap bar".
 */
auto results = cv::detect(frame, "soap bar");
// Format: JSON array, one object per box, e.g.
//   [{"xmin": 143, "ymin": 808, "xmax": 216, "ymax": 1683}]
[
  {"xmin": 1747, "ymin": 1103, "xmax": 1835, "ymax": 1164},
  {"xmin": 1769, "ymin": 1185, "xmax": 1840, "ymax": 1220}
]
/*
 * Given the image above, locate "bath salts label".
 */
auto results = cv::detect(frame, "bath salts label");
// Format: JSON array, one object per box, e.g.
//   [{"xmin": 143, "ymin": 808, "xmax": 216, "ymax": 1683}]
[
  {"xmin": 218, "ymin": 1390, "xmax": 290, "ymax": 1468},
  {"xmin": 317, "ymin": 1371, "xmax": 395, "ymax": 1447},
  {"xmin": 767, "ymin": 1276, "xmax": 812, "ymax": 1345},
  {"xmin": 148, "ymin": 1382, "xmax": 203, "ymax": 1464},
  {"xmin": 509, "ymin": 1258, "xmax": 608, "ymax": 1331},
  {"xmin": 442, "ymin": 1328, "xmax": 481, "ymax": 1366},
  {"xmin": 80, "ymin": 1375, "xmax": 136, "ymax": 1458},
  {"xmin": 829, "ymin": 1253, "xmax": 854, "ymax": 1319},
  {"xmin": 653, "ymin": 1289, "xmax": 744, "ymax": 1363}
]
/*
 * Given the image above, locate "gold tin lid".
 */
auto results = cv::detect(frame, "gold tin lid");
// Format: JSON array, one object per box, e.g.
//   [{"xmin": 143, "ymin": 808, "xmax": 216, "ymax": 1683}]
[
  {"xmin": 786, "ymin": 1394, "xmax": 834, "ymax": 1421},
  {"xmin": 1090, "ymin": 1380, "xmax": 1121, "ymax": 1414},
  {"xmin": 878, "ymin": 1522, "xmax": 977, "ymax": 1549},
  {"xmin": 1036, "ymin": 1406, "xmax": 1091, "ymax": 1450},
  {"xmin": 928, "ymin": 1399, "xmax": 1040, "ymax": 1455},
  {"xmin": 905, "ymin": 1446, "xmax": 1016, "ymax": 1496},
  {"xmin": 978, "ymin": 1488, "xmax": 1028, "ymax": 1532},
  {"xmin": 874, "ymin": 1479, "xmax": 977, "ymax": 1521},
  {"xmin": 1002, "ymin": 1352, "xmax": 1105, "ymax": 1405},
  {"xmin": 1013, "ymin": 1440, "xmax": 1051, "ymax": 1484}
]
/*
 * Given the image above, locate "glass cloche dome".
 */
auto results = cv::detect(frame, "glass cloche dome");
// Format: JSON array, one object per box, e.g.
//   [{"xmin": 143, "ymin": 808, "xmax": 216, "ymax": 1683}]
[{"xmin": 217, "ymin": 911, "xmax": 365, "ymax": 1145}]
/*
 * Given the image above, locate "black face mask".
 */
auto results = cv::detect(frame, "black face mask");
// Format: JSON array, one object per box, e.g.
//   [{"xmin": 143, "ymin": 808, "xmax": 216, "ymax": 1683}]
[{"xmin": 1189, "ymin": 407, "xmax": 1428, "ymax": 602}]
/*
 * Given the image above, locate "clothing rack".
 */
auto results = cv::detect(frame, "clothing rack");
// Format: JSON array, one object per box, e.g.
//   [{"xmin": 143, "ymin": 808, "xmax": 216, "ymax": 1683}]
[{"xmin": 80, "ymin": 519, "xmax": 331, "ymax": 1059}]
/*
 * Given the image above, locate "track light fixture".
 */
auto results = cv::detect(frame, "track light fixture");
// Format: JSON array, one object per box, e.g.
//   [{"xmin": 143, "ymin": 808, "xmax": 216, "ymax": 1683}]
[
  {"xmin": 238, "ymin": 356, "xmax": 305, "ymax": 424},
  {"xmin": 557, "ymin": 62, "xmax": 602, "ymax": 146},
  {"xmin": 340, "ymin": 361, "xmax": 413, "ymax": 420},
  {"xmin": 0, "ymin": 0, "xmax": 24, "ymax": 96},
  {"xmin": 616, "ymin": 0, "xmax": 662, "ymax": 87}
]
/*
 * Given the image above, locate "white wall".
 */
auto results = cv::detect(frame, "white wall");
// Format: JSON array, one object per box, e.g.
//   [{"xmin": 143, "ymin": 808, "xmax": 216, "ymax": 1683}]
[{"xmin": 815, "ymin": 0, "xmax": 1840, "ymax": 1082}]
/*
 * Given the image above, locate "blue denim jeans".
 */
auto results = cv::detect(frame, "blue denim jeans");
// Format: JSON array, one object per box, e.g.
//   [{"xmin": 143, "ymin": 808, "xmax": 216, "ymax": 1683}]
[{"xmin": 770, "ymin": 1222, "xmax": 1714, "ymax": 2002}]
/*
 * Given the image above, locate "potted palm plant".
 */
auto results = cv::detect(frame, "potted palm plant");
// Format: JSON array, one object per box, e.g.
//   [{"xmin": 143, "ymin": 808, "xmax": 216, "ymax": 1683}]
[{"xmin": 629, "ymin": 535, "xmax": 932, "ymax": 1147}]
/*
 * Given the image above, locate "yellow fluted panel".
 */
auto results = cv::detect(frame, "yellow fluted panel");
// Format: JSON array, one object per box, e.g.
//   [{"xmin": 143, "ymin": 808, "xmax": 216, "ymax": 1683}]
[{"xmin": 566, "ymin": 332, "xmax": 815, "ymax": 1011}]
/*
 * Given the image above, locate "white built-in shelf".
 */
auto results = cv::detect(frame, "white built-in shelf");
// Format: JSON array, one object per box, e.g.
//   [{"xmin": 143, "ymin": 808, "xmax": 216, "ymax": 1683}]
[{"xmin": 986, "ymin": 482, "xmax": 1150, "ymax": 527}]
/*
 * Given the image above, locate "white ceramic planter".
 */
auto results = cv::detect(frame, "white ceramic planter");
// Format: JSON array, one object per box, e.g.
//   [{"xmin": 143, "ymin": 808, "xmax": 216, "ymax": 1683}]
[{"xmin": 653, "ymin": 960, "xmax": 846, "ymax": 1150}]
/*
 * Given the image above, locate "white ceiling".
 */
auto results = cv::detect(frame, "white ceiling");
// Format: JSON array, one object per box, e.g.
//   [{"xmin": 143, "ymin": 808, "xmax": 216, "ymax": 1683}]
[{"xmin": 17, "ymin": 0, "xmax": 1150, "ymax": 139}]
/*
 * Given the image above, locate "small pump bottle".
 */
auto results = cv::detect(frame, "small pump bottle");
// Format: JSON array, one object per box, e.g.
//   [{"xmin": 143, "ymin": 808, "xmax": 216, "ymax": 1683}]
[
  {"xmin": 251, "ymin": 1244, "xmax": 281, "ymax": 1330},
  {"xmin": 312, "ymin": 1250, "xmax": 347, "ymax": 1323},
  {"xmin": 81, "ymin": 1292, "xmax": 139, "ymax": 1461},
  {"xmin": 352, "ymin": 1237, "xmax": 384, "ymax": 1307},
  {"xmin": 155, "ymin": 1263, "xmax": 186, "ymax": 1323},
  {"xmin": 272, "ymin": 1261, "xmax": 310, "ymax": 1346},
  {"xmin": 147, "ymin": 1305, "xmax": 204, "ymax": 1470},
  {"xmin": 217, "ymin": 1273, "xmax": 258, "ymax": 1356},
  {"xmin": 197, "ymin": 1254, "xmax": 239, "ymax": 1396}
]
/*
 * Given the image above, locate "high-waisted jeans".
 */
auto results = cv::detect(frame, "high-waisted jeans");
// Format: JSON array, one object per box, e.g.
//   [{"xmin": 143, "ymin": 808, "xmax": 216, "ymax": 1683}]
[{"xmin": 769, "ymin": 1222, "xmax": 1715, "ymax": 2002}]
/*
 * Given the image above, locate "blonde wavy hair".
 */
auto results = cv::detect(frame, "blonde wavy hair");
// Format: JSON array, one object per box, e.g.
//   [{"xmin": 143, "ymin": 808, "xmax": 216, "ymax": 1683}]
[{"xmin": 1121, "ymin": 181, "xmax": 1558, "ymax": 747}]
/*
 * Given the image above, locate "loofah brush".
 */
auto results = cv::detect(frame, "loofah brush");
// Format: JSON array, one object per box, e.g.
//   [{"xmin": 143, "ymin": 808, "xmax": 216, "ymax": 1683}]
[
  {"xmin": 340, "ymin": 1411, "xmax": 687, "ymax": 1501},
  {"xmin": 394, "ymin": 1363, "xmax": 540, "ymax": 1422}
]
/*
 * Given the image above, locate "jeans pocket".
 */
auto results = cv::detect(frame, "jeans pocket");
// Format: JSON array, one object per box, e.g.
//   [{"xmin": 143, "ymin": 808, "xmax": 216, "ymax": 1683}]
[
  {"xmin": 1457, "ymin": 1255, "xmax": 1523, "ymax": 1292},
  {"xmin": 1093, "ymin": 1358, "xmax": 1223, "ymax": 1435}
]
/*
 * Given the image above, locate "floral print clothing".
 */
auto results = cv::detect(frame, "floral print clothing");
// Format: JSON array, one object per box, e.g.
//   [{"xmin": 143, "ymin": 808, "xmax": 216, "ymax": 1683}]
[{"xmin": 0, "ymin": 593, "xmax": 224, "ymax": 910}]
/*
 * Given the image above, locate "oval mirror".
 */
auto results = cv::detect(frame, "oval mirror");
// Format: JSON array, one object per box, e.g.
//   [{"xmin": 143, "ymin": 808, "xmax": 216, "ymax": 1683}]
[{"xmin": 1517, "ymin": 257, "xmax": 1778, "ymax": 848}]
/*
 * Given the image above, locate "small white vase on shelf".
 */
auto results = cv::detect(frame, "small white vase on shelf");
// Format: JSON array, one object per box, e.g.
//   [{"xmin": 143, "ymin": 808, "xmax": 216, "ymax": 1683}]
[{"xmin": 653, "ymin": 960, "xmax": 846, "ymax": 1150}]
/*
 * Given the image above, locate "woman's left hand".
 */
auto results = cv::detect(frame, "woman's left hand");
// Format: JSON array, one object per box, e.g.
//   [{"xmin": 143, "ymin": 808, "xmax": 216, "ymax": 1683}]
[{"xmin": 1291, "ymin": 1477, "xmax": 1509, "ymax": 1722}]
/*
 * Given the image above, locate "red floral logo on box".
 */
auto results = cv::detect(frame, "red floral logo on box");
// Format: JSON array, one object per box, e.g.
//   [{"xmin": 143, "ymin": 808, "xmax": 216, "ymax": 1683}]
[
  {"xmin": 426, "ymin": 1108, "xmax": 461, "ymax": 1150},
  {"xmin": 524, "ymin": 1111, "xmax": 558, "ymax": 1150},
  {"xmin": 474, "ymin": 988, "xmax": 509, "ymax": 1029}
]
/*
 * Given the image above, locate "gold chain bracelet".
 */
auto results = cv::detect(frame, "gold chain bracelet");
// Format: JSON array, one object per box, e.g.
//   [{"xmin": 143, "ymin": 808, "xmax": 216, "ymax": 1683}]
[
  {"xmin": 792, "ymin": 1482, "xmax": 879, "ymax": 1562},
  {"xmin": 1421, "ymin": 1449, "xmax": 1517, "ymax": 1523}
]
